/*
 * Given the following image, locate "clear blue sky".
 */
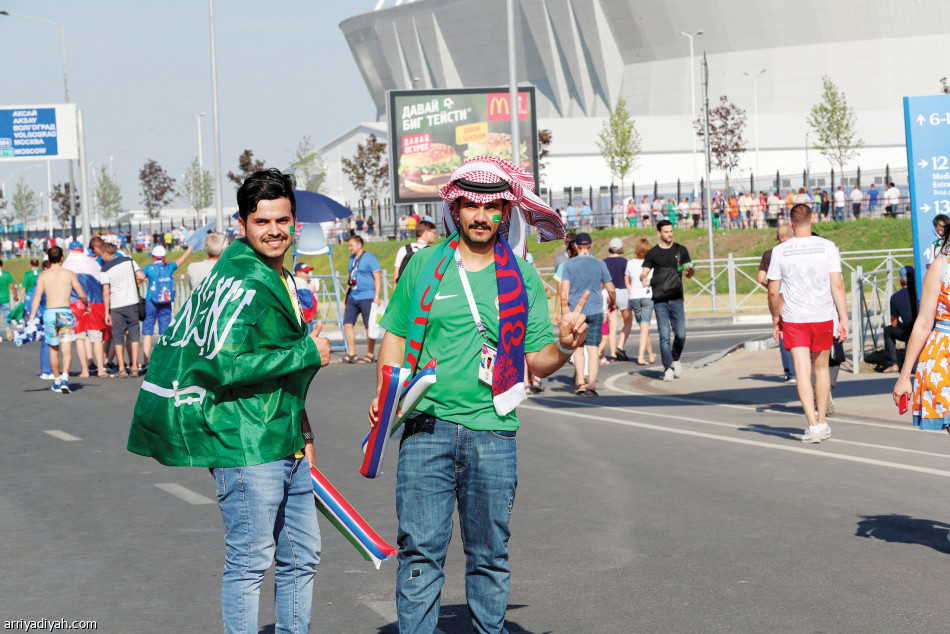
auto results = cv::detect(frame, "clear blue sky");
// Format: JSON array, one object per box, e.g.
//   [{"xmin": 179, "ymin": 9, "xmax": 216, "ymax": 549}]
[{"xmin": 0, "ymin": 1, "xmax": 377, "ymax": 213}]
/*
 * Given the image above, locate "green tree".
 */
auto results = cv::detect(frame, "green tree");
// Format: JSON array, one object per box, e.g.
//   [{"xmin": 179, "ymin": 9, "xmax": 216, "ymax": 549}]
[
  {"xmin": 288, "ymin": 135, "xmax": 327, "ymax": 193},
  {"xmin": 537, "ymin": 129, "xmax": 553, "ymax": 184},
  {"xmin": 139, "ymin": 159, "xmax": 176, "ymax": 233},
  {"xmin": 226, "ymin": 149, "xmax": 266, "ymax": 189},
  {"xmin": 51, "ymin": 182, "xmax": 79, "ymax": 235},
  {"xmin": 694, "ymin": 95, "xmax": 747, "ymax": 195},
  {"xmin": 596, "ymin": 99, "xmax": 641, "ymax": 201},
  {"xmin": 181, "ymin": 157, "xmax": 213, "ymax": 219},
  {"xmin": 341, "ymin": 133, "xmax": 388, "ymax": 220},
  {"xmin": 94, "ymin": 165, "xmax": 123, "ymax": 227},
  {"xmin": 807, "ymin": 76, "xmax": 863, "ymax": 176},
  {"xmin": 11, "ymin": 178, "xmax": 38, "ymax": 232}
]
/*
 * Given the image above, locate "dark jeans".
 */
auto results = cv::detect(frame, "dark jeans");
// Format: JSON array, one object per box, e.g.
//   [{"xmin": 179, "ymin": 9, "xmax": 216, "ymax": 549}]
[
  {"xmin": 654, "ymin": 299, "xmax": 686, "ymax": 371},
  {"xmin": 883, "ymin": 324, "xmax": 910, "ymax": 366},
  {"xmin": 780, "ymin": 337, "xmax": 795, "ymax": 379}
]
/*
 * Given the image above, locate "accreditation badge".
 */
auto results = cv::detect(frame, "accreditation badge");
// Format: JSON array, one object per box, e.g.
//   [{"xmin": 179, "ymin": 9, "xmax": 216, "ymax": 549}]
[{"xmin": 478, "ymin": 342, "xmax": 497, "ymax": 386}]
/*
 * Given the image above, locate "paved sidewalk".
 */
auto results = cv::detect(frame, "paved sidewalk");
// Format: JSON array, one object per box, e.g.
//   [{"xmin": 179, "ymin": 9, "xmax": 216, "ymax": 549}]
[{"xmin": 617, "ymin": 344, "xmax": 906, "ymax": 426}]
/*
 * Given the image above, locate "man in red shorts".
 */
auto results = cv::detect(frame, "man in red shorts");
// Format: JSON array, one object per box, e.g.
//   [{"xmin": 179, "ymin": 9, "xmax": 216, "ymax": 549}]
[{"xmin": 767, "ymin": 203, "xmax": 849, "ymax": 443}]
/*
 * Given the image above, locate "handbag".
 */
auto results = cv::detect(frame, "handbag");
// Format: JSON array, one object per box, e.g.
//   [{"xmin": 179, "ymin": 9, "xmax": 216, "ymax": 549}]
[{"xmin": 128, "ymin": 259, "xmax": 146, "ymax": 321}]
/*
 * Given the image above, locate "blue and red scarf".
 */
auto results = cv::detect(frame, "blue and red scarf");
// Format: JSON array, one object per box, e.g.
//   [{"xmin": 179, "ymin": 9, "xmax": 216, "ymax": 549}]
[{"xmin": 404, "ymin": 230, "xmax": 529, "ymax": 415}]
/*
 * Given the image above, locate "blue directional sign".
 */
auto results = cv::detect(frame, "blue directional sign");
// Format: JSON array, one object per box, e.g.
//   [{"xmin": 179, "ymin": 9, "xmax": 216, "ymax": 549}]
[{"xmin": 0, "ymin": 107, "xmax": 59, "ymax": 158}]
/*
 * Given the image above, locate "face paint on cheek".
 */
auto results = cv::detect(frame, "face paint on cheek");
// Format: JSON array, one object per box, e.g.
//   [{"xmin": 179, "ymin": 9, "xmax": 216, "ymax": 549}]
[
  {"xmin": 492, "ymin": 214, "xmax": 502, "ymax": 223},
  {"xmin": 289, "ymin": 224, "xmax": 295, "ymax": 237}
]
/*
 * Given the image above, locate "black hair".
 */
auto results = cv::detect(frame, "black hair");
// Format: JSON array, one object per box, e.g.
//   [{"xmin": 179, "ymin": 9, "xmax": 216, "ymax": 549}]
[
  {"xmin": 935, "ymin": 214, "xmax": 950, "ymax": 255},
  {"xmin": 47, "ymin": 246, "xmax": 64, "ymax": 264},
  {"xmin": 656, "ymin": 219, "xmax": 673, "ymax": 231},
  {"xmin": 236, "ymin": 168, "xmax": 296, "ymax": 223}
]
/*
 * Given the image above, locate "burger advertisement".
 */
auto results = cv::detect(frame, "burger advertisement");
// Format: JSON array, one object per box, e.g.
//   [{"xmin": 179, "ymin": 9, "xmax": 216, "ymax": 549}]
[{"xmin": 387, "ymin": 87, "xmax": 538, "ymax": 204}]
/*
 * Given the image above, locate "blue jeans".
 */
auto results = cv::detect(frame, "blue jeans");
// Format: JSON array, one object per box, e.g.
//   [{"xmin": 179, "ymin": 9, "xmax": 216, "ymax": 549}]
[
  {"xmin": 396, "ymin": 414, "xmax": 517, "ymax": 634},
  {"xmin": 41, "ymin": 336, "xmax": 52, "ymax": 375},
  {"xmin": 779, "ymin": 337, "xmax": 795, "ymax": 379},
  {"xmin": 0, "ymin": 301, "xmax": 9, "ymax": 332},
  {"xmin": 653, "ymin": 299, "xmax": 686, "ymax": 371},
  {"xmin": 212, "ymin": 456, "xmax": 320, "ymax": 634}
]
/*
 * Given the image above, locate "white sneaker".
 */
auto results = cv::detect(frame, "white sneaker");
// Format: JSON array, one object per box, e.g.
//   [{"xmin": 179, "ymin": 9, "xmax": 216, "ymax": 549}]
[
  {"xmin": 826, "ymin": 395, "xmax": 836, "ymax": 416},
  {"xmin": 801, "ymin": 427, "xmax": 823, "ymax": 443},
  {"xmin": 672, "ymin": 360, "xmax": 683, "ymax": 378},
  {"xmin": 663, "ymin": 368, "xmax": 675, "ymax": 382},
  {"xmin": 818, "ymin": 423, "xmax": 832, "ymax": 440},
  {"xmin": 40, "ymin": 373, "xmax": 55, "ymax": 380}
]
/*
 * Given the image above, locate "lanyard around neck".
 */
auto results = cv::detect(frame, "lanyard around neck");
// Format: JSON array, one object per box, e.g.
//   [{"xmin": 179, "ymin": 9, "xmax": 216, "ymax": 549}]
[{"xmin": 453, "ymin": 249, "xmax": 492, "ymax": 344}]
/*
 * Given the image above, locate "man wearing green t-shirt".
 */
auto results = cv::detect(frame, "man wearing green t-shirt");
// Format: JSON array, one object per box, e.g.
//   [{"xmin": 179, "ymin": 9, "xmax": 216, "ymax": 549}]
[
  {"xmin": 0, "ymin": 258, "xmax": 15, "ymax": 341},
  {"xmin": 20, "ymin": 258, "xmax": 40, "ymax": 298},
  {"xmin": 368, "ymin": 156, "xmax": 585, "ymax": 633}
]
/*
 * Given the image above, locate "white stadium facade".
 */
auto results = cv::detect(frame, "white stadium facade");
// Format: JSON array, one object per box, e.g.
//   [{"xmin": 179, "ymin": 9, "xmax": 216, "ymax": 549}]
[{"xmin": 321, "ymin": 0, "xmax": 950, "ymax": 207}]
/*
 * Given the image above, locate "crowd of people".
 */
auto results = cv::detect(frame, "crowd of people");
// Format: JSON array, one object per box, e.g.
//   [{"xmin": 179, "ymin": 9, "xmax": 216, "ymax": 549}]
[
  {"xmin": 546, "ymin": 182, "xmax": 907, "ymax": 232},
  {"xmin": 0, "ymin": 231, "xmax": 234, "ymax": 392}
]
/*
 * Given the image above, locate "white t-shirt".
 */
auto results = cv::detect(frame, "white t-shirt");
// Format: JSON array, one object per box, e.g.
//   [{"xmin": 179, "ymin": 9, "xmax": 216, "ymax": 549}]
[
  {"xmin": 767, "ymin": 236, "xmax": 842, "ymax": 323},
  {"xmin": 884, "ymin": 187, "xmax": 901, "ymax": 206},
  {"xmin": 624, "ymin": 258, "xmax": 652, "ymax": 300},
  {"xmin": 834, "ymin": 189, "xmax": 846, "ymax": 206},
  {"xmin": 849, "ymin": 188, "xmax": 863, "ymax": 203}
]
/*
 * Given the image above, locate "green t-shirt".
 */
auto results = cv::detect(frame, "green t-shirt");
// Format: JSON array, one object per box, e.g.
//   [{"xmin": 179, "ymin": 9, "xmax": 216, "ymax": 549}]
[
  {"xmin": 381, "ymin": 245, "xmax": 553, "ymax": 431},
  {"xmin": 21, "ymin": 269, "xmax": 39, "ymax": 294},
  {"xmin": 0, "ymin": 270, "xmax": 13, "ymax": 303}
]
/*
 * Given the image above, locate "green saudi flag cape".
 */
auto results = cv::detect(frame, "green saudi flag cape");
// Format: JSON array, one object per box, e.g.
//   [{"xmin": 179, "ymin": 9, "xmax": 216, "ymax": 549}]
[{"xmin": 127, "ymin": 238, "xmax": 322, "ymax": 468}]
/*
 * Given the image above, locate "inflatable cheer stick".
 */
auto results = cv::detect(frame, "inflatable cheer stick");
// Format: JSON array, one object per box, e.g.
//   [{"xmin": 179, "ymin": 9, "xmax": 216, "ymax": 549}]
[
  {"xmin": 311, "ymin": 465, "xmax": 396, "ymax": 569},
  {"xmin": 360, "ymin": 359, "xmax": 437, "ymax": 478},
  {"xmin": 359, "ymin": 364, "xmax": 410, "ymax": 479}
]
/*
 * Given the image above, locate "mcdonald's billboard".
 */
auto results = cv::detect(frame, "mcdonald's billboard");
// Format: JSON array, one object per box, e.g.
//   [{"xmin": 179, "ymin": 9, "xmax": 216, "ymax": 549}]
[{"xmin": 387, "ymin": 87, "xmax": 538, "ymax": 204}]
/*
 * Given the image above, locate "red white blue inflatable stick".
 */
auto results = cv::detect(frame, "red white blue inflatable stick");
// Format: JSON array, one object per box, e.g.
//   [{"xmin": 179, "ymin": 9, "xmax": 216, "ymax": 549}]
[
  {"xmin": 360, "ymin": 364, "xmax": 410, "ymax": 478},
  {"xmin": 310, "ymin": 465, "xmax": 396, "ymax": 569},
  {"xmin": 360, "ymin": 359, "xmax": 437, "ymax": 478}
]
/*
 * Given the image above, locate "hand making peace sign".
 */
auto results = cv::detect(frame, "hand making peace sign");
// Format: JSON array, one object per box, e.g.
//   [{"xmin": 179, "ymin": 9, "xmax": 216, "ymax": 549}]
[{"xmin": 558, "ymin": 290, "xmax": 590, "ymax": 351}]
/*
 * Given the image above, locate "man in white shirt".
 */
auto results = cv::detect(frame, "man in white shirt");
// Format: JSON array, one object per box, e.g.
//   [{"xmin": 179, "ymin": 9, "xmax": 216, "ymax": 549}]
[
  {"xmin": 883, "ymin": 182, "xmax": 902, "ymax": 217},
  {"xmin": 767, "ymin": 203, "xmax": 849, "ymax": 443},
  {"xmin": 833, "ymin": 186, "xmax": 846, "ymax": 221},
  {"xmin": 849, "ymin": 185, "xmax": 864, "ymax": 219},
  {"xmin": 392, "ymin": 220, "xmax": 436, "ymax": 287}
]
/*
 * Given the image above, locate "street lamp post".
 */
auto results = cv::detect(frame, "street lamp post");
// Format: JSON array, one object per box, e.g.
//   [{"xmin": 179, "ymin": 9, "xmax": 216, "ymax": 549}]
[
  {"xmin": 194, "ymin": 113, "xmax": 206, "ymax": 171},
  {"xmin": 702, "ymin": 51, "xmax": 716, "ymax": 311},
  {"xmin": 743, "ymin": 69, "xmax": 766, "ymax": 178},
  {"xmin": 208, "ymin": 0, "xmax": 225, "ymax": 230},
  {"xmin": 507, "ymin": 0, "xmax": 521, "ymax": 172},
  {"xmin": 680, "ymin": 30, "xmax": 703, "ymax": 199},
  {"xmin": 0, "ymin": 10, "xmax": 81, "ymax": 240}
]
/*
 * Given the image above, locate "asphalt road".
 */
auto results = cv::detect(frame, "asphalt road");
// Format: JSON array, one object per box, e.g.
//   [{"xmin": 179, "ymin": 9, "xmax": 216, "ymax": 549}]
[{"xmin": 4, "ymin": 324, "xmax": 950, "ymax": 633}]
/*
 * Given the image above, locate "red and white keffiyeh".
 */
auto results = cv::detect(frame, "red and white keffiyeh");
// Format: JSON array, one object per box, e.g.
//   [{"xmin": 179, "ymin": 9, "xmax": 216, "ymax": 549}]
[{"xmin": 438, "ymin": 155, "xmax": 565, "ymax": 257}]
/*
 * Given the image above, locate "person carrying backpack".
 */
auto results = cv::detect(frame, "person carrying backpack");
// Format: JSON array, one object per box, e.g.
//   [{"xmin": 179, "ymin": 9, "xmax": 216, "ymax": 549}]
[
  {"xmin": 142, "ymin": 243, "xmax": 193, "ymax": 368},
  {"xmin": 392, "ymin": 220, "xmax": 437, "ymax": 288}
]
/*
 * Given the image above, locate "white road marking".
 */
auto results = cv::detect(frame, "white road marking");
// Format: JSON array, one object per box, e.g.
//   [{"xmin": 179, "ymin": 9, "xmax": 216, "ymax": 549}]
[
  {"xmin": 603, "ymin": 371, "xmax": 925, "ymax": 432},
  {"xmin": 364, "ymin": 601, "xmax": 447, "ymax": 633},
  {"xmin": 154, "ymin": 483, "xmax": 215, "ymax": 505},
  {"xmin": 44, "ymin": 430, "xmax": 81, "ymax": 442},
  {"xmin": 519, "ymin": 402, "xmax": 950, "ymax": 479},
  {"xmin": 533, "ymin": 394, "xmax": 950, "ymax": 461}
]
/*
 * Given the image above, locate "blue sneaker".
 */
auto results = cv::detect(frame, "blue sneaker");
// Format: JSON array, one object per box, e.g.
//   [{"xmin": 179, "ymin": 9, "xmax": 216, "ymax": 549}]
[
  {"xmin": 60, "ymin": 378, "xmax": 70, "ymax": 394},
  {"xmin": 51, "ymin": 380, "xmax": 62, "ymax": 393}
]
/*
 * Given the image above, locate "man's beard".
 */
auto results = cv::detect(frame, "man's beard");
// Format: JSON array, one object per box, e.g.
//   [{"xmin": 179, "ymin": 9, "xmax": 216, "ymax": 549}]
[{"xmin": 461, "ymin": 222, "xmax": 496, "ymax": 245}]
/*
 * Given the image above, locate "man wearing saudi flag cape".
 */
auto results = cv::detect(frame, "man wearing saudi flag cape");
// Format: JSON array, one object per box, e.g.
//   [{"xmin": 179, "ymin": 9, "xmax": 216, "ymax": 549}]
[
  {"xmin": 368, "ymin": 155, "xmax": 590, "ymax": 633},
  {"xmin": 128, "ymin": 169, "xmax": 332, "ymax": 633}
]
